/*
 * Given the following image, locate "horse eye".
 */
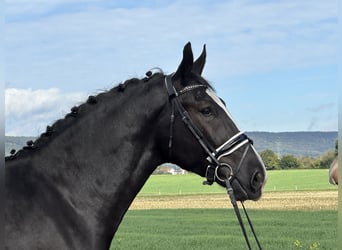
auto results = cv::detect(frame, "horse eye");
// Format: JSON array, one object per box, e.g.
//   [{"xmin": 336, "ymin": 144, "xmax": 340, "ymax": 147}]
[{"xmin": 200, "ymin": 107, "xmax": 212, "ymax": 116}]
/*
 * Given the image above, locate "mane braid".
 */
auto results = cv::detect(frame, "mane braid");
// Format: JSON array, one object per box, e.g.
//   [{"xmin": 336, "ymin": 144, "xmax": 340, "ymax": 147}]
[{"xmin": 6, "ymin": 72, "xmax": 166, "ymax": 161}]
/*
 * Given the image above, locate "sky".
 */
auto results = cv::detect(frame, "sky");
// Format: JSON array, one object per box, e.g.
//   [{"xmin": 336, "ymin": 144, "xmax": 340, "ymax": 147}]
[{"xmin": 4, "ymin": 0, "xmax": 338, "ymax": 136}]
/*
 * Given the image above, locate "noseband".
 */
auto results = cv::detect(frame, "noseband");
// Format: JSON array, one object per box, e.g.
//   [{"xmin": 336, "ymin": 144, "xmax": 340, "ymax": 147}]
[
  {"xmin": 165, "ymin": 74, "xmax": 262, "ymax": 250},
  {"xmin": 164, "ymin": 74, "xmax": 253, "ymax": 185}
]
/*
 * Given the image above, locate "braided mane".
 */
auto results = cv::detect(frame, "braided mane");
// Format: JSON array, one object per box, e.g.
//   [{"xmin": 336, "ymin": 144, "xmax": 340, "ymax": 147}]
[{"xmin": 6, "ymin": 72, "xmax": 165, "ymax": 161}]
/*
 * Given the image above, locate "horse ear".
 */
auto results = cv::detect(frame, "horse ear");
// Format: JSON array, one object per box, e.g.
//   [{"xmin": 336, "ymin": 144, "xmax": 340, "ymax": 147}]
[
  {"xmin": 192, "ymin": 44, "xmax": 206, "ymax": 75},
  {"xmin": 172, "ymin": 42, "xmax": 194, "ymax": 85}
]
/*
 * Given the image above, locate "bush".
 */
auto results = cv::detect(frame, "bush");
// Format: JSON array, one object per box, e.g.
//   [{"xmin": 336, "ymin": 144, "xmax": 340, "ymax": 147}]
[
  {"xmin": 260, "ymin": 149, "xmax": 280, "ymax": 170},
  {"xmin": 258, "ymin": 149, "xmax": 336, "ymax": 170},
  {"xmin": 279, "ymin": 155, "xmax": 301, "ymax": 169}
]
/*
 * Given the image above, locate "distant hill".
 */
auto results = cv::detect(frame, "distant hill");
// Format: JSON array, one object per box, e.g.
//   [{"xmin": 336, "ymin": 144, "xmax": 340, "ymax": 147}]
[
  {"xmin": 246, "ymin": 131, "xmax": 337, "ymax": 157},
  {"xmin": 5, "ymin": 131, "xmax": 338, "ymax": 157}
]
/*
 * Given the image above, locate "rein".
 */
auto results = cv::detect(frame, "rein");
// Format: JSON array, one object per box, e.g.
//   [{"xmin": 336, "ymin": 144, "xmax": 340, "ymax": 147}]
[{"xmin": 165, "ymin": 74, "xmax": 262, "ymax": 250}]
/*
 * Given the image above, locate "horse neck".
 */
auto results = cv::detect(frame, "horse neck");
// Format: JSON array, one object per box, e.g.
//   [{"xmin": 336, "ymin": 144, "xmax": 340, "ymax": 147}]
[{"xmin": 31, "ymin": 78, "xmax": 167, "ymax": 245}]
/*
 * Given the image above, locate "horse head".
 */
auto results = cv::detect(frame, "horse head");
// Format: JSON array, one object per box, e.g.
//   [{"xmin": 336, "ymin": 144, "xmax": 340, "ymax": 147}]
[{"xmin": 158, "ymin": 42, "xmax": 267, "ymax": 201}]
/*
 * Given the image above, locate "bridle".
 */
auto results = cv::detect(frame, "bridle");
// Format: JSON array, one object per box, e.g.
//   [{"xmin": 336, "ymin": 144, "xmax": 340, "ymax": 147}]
[
  {"xmin": 165, "ymin": 74, "xmax": 262, "ymax": 250},
  {"xmin": 165, "ymin": 74, "xmax": 253, "ymax": 186}
]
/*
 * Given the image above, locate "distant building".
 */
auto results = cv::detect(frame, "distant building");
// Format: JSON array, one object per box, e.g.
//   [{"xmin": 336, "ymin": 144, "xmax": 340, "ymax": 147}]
[
  {"xmin": 153, "ymin": 163, "xmax": 187, "ymax": 175},
  {"xmin": 168, "ymin": 168, "xmax": 186, "ymax": 175}
]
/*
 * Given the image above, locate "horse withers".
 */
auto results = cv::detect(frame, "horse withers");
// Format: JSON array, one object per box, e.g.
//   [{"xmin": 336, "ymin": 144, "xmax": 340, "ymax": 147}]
[{"xmin": 5, "ymin": 43, "xmax": 267, "ymax": 249}]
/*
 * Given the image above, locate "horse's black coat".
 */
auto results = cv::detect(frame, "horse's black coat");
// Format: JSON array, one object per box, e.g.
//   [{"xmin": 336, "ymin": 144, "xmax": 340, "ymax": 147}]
[{"xmin": 5, "ymin": 43, "xmax": 266, "ymax": 249}]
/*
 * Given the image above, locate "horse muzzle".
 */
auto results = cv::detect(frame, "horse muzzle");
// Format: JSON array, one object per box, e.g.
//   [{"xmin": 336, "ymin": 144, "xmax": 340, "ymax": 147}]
[{"xmin": 204, "ymin": 137, "xmax": 267, "ymax": 202}]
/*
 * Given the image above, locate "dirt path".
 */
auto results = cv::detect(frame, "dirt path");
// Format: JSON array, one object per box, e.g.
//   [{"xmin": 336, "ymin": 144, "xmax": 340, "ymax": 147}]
[{"xmin": 130, "ymin": 191, "xmax": 338, "ymax": 210}]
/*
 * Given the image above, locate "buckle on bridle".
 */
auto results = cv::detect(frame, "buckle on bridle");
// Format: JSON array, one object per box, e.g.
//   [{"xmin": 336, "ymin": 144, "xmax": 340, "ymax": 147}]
[{"xmin": 203, "ymin": 165, "xmax": 216, "ymax": 185}]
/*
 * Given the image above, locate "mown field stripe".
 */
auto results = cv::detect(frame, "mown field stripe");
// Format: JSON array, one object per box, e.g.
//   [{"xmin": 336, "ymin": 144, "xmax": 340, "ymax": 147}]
[{"xmin": 130, "ymin": 191, "xmax": 338, "ymax": 211}]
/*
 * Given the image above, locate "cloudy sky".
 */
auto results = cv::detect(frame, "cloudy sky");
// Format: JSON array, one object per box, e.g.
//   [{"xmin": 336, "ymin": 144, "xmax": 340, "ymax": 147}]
[{"xmin": 5, "ymin": 0, "xmax": 338, "ymax": 136}]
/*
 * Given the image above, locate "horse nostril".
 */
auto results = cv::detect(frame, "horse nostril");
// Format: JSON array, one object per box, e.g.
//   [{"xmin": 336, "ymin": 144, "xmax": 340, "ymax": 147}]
[{"xmin": 250, "ymin": 172, "xmax": 263, "ymax": 191}]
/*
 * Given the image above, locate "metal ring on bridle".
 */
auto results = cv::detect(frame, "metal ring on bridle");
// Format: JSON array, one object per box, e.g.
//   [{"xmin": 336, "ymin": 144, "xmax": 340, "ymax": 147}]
[{"xmin": 214, "ymin": 163, "xmax": 233, "ymax": 182}]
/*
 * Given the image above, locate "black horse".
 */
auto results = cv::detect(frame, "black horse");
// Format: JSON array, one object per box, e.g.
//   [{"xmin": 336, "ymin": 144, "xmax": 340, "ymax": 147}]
[{"xmin": 5, "ymin": 43, "xmax": 266, "ymax": 249}]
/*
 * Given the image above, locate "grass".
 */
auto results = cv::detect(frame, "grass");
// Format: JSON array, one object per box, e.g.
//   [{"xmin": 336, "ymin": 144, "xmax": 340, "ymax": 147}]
[
  {"xmin": 110, "ymin": 170, "xmax": 337, "ymax": 249},
  {"xmin": 264, "ymin": 169, "xmax": 335, "ymax": 191},
  {"xmin": 138, "ymin": 169, "xmax": 335, "ymax": 196},
  {"xmin": 111, "ymin": 209, "xmax": 337, "ymax": 250}
]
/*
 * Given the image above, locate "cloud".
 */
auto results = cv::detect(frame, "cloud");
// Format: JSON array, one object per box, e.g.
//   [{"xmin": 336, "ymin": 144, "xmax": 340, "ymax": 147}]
[
  {"xmin": 5, "ymin": 88, "xmax": 86, "ymax": 136},
  {"xmin": 4, "ymin": 0, "xmax": 338, "ymax": 133},
  {"xmin": 5, "ymin": 0, "xmax": 338, "ymax": 88},
  {"xmin": 5, "ymin": 0, "xmax": 99, "ymax": 18}
]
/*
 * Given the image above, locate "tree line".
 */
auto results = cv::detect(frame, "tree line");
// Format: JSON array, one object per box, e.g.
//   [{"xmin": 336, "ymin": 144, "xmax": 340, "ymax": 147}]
[{"xmin": 260, "ymin": 140, "xmax": 338, "ymax": 170}]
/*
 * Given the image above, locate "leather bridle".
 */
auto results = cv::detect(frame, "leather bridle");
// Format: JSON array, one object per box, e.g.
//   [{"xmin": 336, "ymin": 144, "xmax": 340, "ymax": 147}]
[
  {"xmin": 165, "ymin": 74, "xmax": 253, "ymax": 185},
  {"xmin": 164, "ymin": 74, "xmax": 262, "ymax": 250}
]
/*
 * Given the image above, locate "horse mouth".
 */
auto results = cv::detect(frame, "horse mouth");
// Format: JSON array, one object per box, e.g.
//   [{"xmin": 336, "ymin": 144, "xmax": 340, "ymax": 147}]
[{"xmin": 229, "ymin": 174, "xmax": 266, "ymax": 202}]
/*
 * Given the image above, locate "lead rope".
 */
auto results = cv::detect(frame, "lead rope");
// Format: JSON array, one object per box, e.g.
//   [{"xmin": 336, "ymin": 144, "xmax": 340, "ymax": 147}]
[{"xmin": 224, "ymin": 179, "xmax": 262, "ymax": 250}]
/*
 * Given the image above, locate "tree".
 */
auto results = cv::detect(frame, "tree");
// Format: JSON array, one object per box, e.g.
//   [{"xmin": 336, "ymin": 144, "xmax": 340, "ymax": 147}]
[
  {"xmin": 319, "ymin": 150, "xmax": 336, "ymax": 169},
  {"xmin": 298, "ymin": 156, "xmax": 316, "ymax": 169},
  {"xmin": 279, "ymin": 155, "xmax": 301, "ymax": 169},
  {"xmin": 259, "ymin": 149, "xmax": 279, "ymax": 170}
]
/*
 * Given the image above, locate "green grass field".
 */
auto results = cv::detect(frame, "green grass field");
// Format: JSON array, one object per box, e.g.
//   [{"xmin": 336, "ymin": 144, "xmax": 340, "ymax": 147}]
[
  {"xmin": 110, "ymin": 170, "xmax": 337, "ymax": 249},
  {"xmin": 138, "ymin": 169, "xmax": 335, "ymax": 196},
  {"xmin": 111, "ymin": 209, "xmax": 337, "ymax": 250}
]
